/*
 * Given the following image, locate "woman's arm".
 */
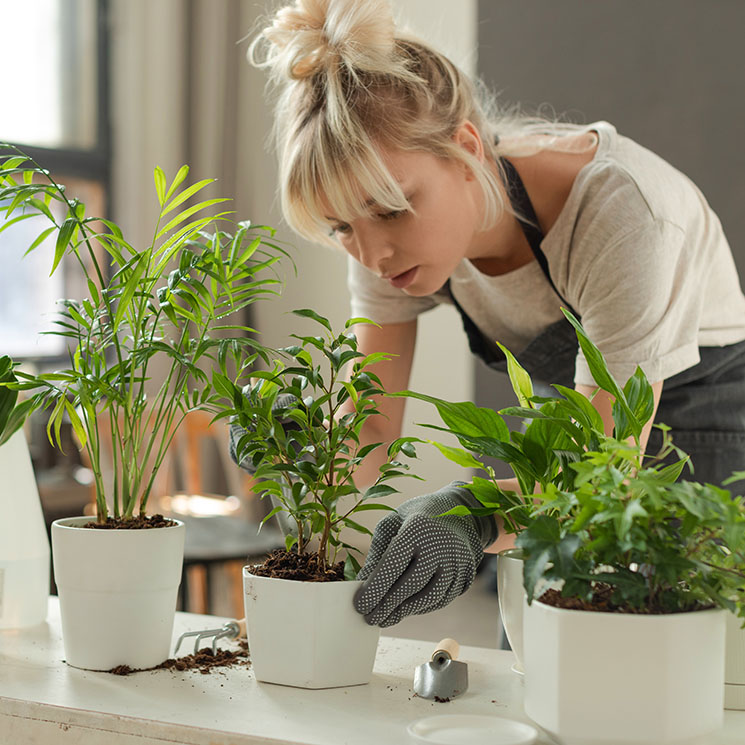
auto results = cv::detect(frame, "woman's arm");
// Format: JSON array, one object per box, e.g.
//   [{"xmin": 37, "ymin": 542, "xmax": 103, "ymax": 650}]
[{"xmin": 343, "ymin": 319, "xmax": 418, "ymax": 486}]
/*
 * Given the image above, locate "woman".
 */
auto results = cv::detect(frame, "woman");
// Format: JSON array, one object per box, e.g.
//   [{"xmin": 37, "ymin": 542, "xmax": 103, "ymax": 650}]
[{"xmin": 247, "ymin": 0, "xmax": 745, "ymax": 627}]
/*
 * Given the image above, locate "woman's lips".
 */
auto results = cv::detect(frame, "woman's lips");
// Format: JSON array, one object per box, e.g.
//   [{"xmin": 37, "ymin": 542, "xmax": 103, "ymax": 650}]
[{"xmin": 388, "ymin": 266, "xmax": 418, "ymax": 289}]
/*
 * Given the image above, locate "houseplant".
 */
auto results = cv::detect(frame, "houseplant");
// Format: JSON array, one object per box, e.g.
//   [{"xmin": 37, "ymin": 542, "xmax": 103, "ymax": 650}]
[
  {"xmin": 401, "ymin": 310, "xmax": 745, "ymax": 744},
  {"xmin": 225, "ymin": 309, "xmax": 419, "ymax": 688},
  {"xmin": 0, "ymin": 146, "xmax": 286, "ymax": 669},
  {"xmin": 0, "ymin": 356, "xmax": 49, "ymax": 629}
]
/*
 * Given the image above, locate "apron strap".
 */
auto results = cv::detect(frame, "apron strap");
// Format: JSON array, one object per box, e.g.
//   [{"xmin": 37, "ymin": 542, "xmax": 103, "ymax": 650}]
[{"xmin": 500, "ymin": 157, "xmax": 578, "ymax": 317}]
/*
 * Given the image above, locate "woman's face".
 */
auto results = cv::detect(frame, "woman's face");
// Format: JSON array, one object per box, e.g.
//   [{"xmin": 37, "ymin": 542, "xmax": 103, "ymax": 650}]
[{"xmin": 325, "ymin": 146, "xmax": 487, "ymax": 297}]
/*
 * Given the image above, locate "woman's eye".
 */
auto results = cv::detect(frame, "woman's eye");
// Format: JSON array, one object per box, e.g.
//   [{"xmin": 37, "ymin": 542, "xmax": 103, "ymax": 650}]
[
  {"xmin": 377, "ymin": 209, "xmax": 407, "ymax": 221},
  {"xmin": 330, "ymin": 223, "xmax": 352, "ymax": 235}
]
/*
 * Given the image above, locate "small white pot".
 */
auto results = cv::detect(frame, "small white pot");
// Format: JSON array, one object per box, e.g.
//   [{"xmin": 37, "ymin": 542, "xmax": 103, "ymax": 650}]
[
  {"xmin": 725, "ymin": 611, "xmax": 745, "ymax": 710},
  {"xmin": 496, "ymin": 548, "xmax": 525, "ymax": 671},
  {"xmin": 243, "ymin": 567, "xmax": 381, "ymax": 688},
  {"xmin": 52, "ymin": 516, "xmax": 185, "ymax": 671},
  {"xmin": 524, "ymin": 598, "xmax": 725, "ymax": 745}
]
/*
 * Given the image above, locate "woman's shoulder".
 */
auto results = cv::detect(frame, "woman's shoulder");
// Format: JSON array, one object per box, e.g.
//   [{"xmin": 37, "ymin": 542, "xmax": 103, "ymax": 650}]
[{"xmin": 579, "ymin": 121, "xmax": 701, "ymax": 225}]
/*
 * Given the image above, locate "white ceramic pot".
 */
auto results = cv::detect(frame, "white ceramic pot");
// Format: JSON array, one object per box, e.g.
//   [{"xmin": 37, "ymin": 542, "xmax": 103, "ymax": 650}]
[
  {"xmin": 0, "ymin": 430, "xmax": 50, "ymax": 629},
  {"xmin": 725, "ymin": 611, "xmax": 745, "ymax": 710},
  {"xmin": 496, "ymin": 547, "xmax": 524, "ymax": 673},
  {"xmin": 523, "ymin": 599, "xmax": 726, "ymax": 745},
  {"xmin": 52, "ymin": 516, "xmax": 185, "ymax": 671},
  {"xmin": 243, "ymin": 567, "xmax": 381, "ymax": 688}
]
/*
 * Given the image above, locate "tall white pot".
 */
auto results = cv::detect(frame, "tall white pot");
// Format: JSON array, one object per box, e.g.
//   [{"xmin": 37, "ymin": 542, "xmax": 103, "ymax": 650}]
[
  {"xmin": 725, "ymin": 611, "xmax": 745, "ymax": 710},
  {"xmin": 0, "ymin": 429, "xmax": 50, "ymax": 629},
  {"xmin": 243, "ymin": 567, "xmax": 381, "ymax": 688},
  {"xmin": 52, "ymin": 516, "xmax": 185, "ymax": 670},
  {"xmin": 524, "ymin": 599, "xmax": 726, "ymax": 745},
  {"xmin": 496, "ymin": 547, "xmax": 525, "ymax": 673}
]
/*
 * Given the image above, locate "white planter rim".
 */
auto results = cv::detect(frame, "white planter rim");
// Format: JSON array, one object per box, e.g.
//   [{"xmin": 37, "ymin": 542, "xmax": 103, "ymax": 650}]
[
  {"xmin": 243, "ymin": 565, "xmax": 361, "ymax": 587},
  {"xmin": 531, "ymin": 596, "xmax": 723, "ymax": 621},
  {"xmin": 53, "ymin": 515, "xmax": 184, "ymax": 531}
]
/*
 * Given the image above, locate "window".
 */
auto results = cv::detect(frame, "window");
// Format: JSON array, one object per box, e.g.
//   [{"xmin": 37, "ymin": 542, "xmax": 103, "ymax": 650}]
[{"xmin": 0, "ymin": 0, "xmax": 109, "ymax": 361}]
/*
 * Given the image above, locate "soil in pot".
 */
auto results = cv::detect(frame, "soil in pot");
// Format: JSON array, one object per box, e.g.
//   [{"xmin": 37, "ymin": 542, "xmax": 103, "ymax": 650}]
[
  {"xmin": 81, "ymin": 514, "xmax": 177, "ymax": 530},
  {"xmin": 247, "ymin": 549, "xmax": 345, "ymax": 582},
  {"xmin": 539, "ymin": 586, "xmax": 712, "ymax": 615}
]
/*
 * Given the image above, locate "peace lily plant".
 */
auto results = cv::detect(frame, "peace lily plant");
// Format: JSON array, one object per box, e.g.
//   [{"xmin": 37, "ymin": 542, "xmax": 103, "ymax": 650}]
[
  {"xmin": 0, "ymin": 145, "xmax": 288, "ymax": 671},
  {"xmin": 400, "ymin": 309, "xmax": 745, "ymax": 744}
]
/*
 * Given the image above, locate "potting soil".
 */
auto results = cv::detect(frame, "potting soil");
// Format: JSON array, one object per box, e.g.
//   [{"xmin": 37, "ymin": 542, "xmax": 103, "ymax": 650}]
[{"xmin": 108, "ymin": 639, "xmax": 249, "ymax": 676}]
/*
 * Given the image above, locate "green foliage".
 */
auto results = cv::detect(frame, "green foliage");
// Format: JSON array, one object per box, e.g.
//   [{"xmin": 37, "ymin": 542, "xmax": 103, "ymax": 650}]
[
  {"xmin": 0, "ymin": 146, "xmax": 288, "ymax": 521},
  {"xmin": 400, "ymin": 308, "xmax": 745, "ymax": 615},
  {"xmin": 224, "ymin": 312, "xmax": 419, "ymax": 572},
  {"xmin": 0, "ymin": 355, "xmax": 38, "ymax": 446},
  {"xmin": 516, "ymin": 434, "xmax": 745, "ymax": 617}
]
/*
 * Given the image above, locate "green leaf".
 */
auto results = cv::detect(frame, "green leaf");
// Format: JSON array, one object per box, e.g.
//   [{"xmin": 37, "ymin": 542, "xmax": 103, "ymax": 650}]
[
  {"xmin": 164, "ymin": 165, "xmax": 190, "ymax": 202},
  {"xmin": 495, "ymin": 341, "xmax": 533, "ymax": 407},
  {"xmin": 429, "ymin": 441, "xmax": 484, "ymax": 469},
  {"xmin": 153, "ymin": 166, "xmax": 167, "ymax": 205},
  {"xmin": 394, "ymin": 390, "xmax": 510, "ymax": 442},
  {"xmin": 292, "ymin": 308, "xmax": 332, "ymax": 332},
  {"xmin": 363, "ymin": 484, "xmax": 397, "ymax": 500},
  {"xmin": 161, "ymin": 177, "xmax": 214, "ymax": 216},
  {"xmin": 52, "ymin": 217, "xmax": 76, "ymax": 275}
]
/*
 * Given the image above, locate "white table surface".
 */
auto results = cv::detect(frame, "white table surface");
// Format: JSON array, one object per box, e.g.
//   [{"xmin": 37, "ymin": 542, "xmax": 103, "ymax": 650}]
[{"xmin": 1, "ymin": 597, "xmax": 744, "ymax": 745}]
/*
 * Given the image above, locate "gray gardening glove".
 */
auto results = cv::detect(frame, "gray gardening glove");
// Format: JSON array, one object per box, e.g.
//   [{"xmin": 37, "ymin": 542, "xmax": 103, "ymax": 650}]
[
  {"xmin": 228, "ymin": 393, "xmax": 300, "ymax": 537},
  {"xmin": 353, "ymin": 482, "xmax": 498, "ymax": 628}
]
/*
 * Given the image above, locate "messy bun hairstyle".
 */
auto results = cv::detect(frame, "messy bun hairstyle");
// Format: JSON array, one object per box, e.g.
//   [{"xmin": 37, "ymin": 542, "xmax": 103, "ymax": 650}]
[{"xmin": 249, "ymin": 0, "xmax": 579, "ymax": 245}]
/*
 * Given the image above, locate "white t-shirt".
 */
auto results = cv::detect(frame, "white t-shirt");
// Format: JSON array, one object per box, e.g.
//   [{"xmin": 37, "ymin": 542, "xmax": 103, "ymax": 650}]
[{"xmin": 347, "ymin": 121, "xmax": 745, "ymax": 386}]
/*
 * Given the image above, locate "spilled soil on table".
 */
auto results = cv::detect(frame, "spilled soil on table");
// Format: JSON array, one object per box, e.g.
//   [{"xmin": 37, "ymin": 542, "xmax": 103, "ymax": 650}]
[
  {"xmin": 246, "ymin": 548, "xmax": 345, "ymax": 582},
  {"xmin": 108, "ymin": 639, "xmax": 249, "ymax": 676}
]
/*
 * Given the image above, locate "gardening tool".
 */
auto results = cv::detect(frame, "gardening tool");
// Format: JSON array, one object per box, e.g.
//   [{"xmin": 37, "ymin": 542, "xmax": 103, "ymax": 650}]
[
  {"xmin": 174, "ymin": 617, "xmax": 246, "ymax": 656},
  {"xmin": 413, "ymin": 638, "xmax": 468, "ymax": 700}
]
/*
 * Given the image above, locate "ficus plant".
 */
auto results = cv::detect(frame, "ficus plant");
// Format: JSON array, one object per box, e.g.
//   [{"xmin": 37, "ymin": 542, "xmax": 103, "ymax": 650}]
[
  {"xmin": 0, "ymin": 146, "xmax": 288, "ymax": 523},
  {"xmin": 398, "ymin": 308, "xmax": 745, "ymax": 616},
  {"xmin": 223, "ymin": 309, "xmax": 419, "ymax": 579}
]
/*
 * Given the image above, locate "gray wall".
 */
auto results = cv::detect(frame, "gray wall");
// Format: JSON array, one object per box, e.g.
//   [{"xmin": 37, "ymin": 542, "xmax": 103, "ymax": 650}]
[{"xmin": 475, "ymin": 0, "xmax": 745, "ymax": 453}]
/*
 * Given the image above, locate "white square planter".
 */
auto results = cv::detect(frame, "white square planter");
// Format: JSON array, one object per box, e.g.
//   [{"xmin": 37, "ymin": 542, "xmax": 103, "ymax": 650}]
[
  {"xmin": 243, "ymin": 567, "xmax": 381, "ymax": 688},
  {"xmin": 725, "ymin": 611, "xmax": 745, "ymax": 710},
  {"xmin": 523, "ymin": 598, "xmax": 725, "ymax": 745}
]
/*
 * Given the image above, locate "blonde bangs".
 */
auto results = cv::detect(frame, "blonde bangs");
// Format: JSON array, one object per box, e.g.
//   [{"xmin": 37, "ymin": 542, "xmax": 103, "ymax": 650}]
[{"xmin": 282, "ymin": 121, "xmax": 412, "ymax": 246}]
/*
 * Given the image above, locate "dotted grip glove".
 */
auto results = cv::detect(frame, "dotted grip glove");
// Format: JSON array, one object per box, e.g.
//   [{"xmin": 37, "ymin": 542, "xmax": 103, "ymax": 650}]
[{"xmin": 353, "ymin": 482, "xmax": 498, "ymax": 628}]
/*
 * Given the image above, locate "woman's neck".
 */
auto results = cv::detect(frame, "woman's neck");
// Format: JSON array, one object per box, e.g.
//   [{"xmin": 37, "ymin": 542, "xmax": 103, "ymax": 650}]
[{"xmin": 468, "ymin": 133, "xmax": 598, "ymax": 277}]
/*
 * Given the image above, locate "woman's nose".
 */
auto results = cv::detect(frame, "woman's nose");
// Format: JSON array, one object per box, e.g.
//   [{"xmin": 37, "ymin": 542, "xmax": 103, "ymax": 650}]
[{"xmin": 354, "ymin": 224, "xmax": 394, "ymax": 275}]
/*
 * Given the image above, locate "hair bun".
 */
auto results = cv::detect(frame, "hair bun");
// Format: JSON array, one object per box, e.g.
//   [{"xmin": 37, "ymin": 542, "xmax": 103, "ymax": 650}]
[{"xmin": 256, "ymin": 0, "xmax": 397, "ymax": 81}]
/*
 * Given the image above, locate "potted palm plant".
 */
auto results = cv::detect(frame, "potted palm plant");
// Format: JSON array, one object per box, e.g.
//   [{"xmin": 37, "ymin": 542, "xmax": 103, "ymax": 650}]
[
  {"xmin": 0, "ymin": 147, "xmax": 286, "ymax": 670},
  {"xmin": 400, "ymin": 310, "xmax": 745, "ymax": 744},
  {"xmin": 224, "ymin": 310, "xmax": 419, "ymax": 688}
]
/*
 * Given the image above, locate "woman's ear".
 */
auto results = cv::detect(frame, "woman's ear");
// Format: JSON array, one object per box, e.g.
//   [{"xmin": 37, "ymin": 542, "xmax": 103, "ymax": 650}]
[{"xmin": 453, "ymin": 120, "xmax": 485, "ymax": 179}]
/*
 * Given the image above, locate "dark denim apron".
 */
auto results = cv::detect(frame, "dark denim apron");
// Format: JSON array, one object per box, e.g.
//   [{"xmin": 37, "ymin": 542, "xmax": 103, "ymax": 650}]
[{"xmin": 447, "ymin": 158, "xmax": 745, "ymax": 487}]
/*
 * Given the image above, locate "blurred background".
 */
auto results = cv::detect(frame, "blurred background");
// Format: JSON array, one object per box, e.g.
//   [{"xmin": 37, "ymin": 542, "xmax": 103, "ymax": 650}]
[{"xmin": 1, "ymin": 0, "xmax": 743, "ymax": 632}]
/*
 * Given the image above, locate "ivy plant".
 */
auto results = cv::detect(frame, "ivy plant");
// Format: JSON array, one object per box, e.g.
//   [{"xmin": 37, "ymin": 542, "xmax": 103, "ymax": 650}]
[
  {"xmin": 223, "ymin": 310, "xmax": 419, "ymax": 579},
  {"xmin": 0, "ymin": 146, "xmax": 287, "ymax": 522}
]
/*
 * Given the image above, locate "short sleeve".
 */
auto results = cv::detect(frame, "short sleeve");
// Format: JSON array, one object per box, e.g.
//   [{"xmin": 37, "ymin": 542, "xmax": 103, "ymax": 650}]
[
  {"xmin": 346, "ymin": 255, "xmax": 440, "ymax": 324},
  {"xmin": 572, "ymin": 219, "xmax": 701, "ymax": 386}
]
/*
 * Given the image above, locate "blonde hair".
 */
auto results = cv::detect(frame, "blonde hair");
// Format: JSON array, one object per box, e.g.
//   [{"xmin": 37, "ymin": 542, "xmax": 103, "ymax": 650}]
[{"xmin": 249, "ymin": 0, "xmax": 590, "ymax": 246}]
